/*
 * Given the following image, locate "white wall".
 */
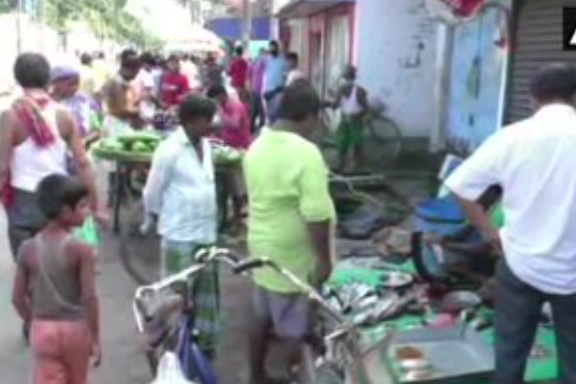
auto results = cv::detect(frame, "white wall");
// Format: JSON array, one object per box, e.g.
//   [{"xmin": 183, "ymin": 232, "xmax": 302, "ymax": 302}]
[
  {"xmin": 0, "ymin": 13, "xmax": 60, "ymax": 92},
  {"xmin": 356, "ymin": 0, "xmax": 437, "ymax": 137},
  {"xmin": 0, "ymin": 14, "xmax": 117, "ymax": 94}
]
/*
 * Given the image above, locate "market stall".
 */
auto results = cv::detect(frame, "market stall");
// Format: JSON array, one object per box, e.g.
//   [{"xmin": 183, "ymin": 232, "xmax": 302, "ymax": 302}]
[{"xmin": 327, "ymin": 256, "xmax": 557, "ymax": 384}]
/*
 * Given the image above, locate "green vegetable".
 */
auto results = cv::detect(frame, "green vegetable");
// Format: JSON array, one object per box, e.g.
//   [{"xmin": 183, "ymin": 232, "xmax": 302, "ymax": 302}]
[
  {"xmin": 117, "ymin": 132, "xmax": 161, "ymax": 146},
  {"xmin": 100, "ymin": 138, "xmax": 123, "ymax": 152},
  {"xmin": 131, "ymin": 141, "xmax": 150, "ymax": 153}
]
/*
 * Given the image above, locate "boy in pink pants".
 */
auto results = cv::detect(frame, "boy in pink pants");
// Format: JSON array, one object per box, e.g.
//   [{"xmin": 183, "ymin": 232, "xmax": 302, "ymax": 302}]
[{"xmin": 12, "ymin": 174, "xmax": 101, "ymax": 384}]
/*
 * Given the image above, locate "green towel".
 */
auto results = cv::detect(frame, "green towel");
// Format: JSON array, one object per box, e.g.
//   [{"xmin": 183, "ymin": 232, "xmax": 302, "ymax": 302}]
[{"xmin": 73, "ymin": 217, "xmax": 99, "ymax": 247}]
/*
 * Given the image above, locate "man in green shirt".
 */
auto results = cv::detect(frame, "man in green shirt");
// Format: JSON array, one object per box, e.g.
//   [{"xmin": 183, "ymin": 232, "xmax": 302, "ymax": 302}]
[{"xmin": 244, "ymin": 79, "xmax": 336, "ymax": 384}]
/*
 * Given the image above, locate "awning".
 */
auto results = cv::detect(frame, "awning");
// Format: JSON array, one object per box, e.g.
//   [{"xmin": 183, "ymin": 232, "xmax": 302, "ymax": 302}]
[
  {"xmin": 206, "ymin": 17, "xmax": 272, "ymax": 41},
  {"xmin": 276, "ymin": 0, "xmax": 354, "ymax": 18},
  {"xmin": 163, "ymin": 26, "xmax": 225, "ymax": 54}
]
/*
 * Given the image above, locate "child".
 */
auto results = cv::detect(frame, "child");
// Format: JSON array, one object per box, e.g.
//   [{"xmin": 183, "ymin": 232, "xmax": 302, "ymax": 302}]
[{"xmin": 12, "ymin": 174, "xmax": 101, "ymax": 384}]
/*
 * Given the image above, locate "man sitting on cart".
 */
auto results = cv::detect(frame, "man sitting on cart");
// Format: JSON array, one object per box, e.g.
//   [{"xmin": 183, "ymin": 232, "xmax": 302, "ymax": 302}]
[{"xmin": 143, "ymin": 95, "xmax": 220, "ymax": 358}]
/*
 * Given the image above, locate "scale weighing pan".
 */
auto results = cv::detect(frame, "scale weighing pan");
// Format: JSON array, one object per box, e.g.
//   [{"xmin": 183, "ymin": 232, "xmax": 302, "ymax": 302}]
[{"xmin": 385, "ymin": 324, "xmax": 495, "ymax": 384}]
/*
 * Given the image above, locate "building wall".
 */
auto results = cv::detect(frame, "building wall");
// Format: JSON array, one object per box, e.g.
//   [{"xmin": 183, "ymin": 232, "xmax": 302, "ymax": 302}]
[
  {"xmin": 0, "ymin": 13, "xmax": 60, "ymax": 92},
  {"xmin": 445, "ymin": 1, "xmax": 512, "ymax": 154},
  {"xmin": 356, "ymin": 0, "xmax": 437, "ymax": 137}
]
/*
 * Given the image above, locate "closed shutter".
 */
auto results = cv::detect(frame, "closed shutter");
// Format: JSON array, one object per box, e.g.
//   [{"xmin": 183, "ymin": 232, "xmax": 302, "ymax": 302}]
[{"xmin": 507, "ymin": 0, "xmax": 576, "ymax": 123}]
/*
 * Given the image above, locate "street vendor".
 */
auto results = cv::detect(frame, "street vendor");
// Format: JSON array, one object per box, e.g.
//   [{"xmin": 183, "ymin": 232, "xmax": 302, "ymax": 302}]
[
  {"xmin": 0, "ymin": 53, "xmax": 104, "ymax": 264},
  {"xmin": 244, "ymin": 80, "xmax": 336, "ymax": 384},
  {"xmin": 98, "ymin": 49, "xmax": 144, "ymax": 137},
  {"xmin": 447, "ymin": 63, "xmax": 576, "ymax": 384},
  {"xmin": 50, "ymin": 66, "xmax": 101, "ymax": 148},
  {"xmin": 207, "ymin": 84, "xmax": 252, "ymax": 231},
  {"xmin": 142, "ymin": 95, "xmax": 220, "ymax": 358},
  {"xmin": 423, "ymin": 186, "xmax": 502, "ymax": 288}
]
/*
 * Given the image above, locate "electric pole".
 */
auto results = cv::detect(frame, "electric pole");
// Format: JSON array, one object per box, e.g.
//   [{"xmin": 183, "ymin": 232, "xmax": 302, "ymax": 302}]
[
  {"xmin": 16, "ymin": 0, "xmax": 23, "ymax": 54},
  {"xmin": 242, "ymin": 0, "xmax": 251, "ymax": 49}
]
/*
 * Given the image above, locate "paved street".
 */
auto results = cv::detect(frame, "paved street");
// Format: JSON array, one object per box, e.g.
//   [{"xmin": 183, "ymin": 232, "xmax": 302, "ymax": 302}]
[
  {"xmin": 0, "ymin": 208, "xmax": 258, "ymax": 384},
  {"xmin": 0, "ymin": 91, "xmax": 253, "ymax": 383},
  {"xmin": 0, "ymin": 210, "xmax": 151, "ymax": 384}
]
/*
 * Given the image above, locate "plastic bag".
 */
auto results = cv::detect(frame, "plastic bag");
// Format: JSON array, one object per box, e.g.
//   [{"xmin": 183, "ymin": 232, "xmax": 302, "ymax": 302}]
[
  {"xmin": 150, "ymin": 352, "xmax": 194, "ymax": 384},
  {"xmin": 73, "ymin": 217, "xmax": 99, "ymax": 247}
]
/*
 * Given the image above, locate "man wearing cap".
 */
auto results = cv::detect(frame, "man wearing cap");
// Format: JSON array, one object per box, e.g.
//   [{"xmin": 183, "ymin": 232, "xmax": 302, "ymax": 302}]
[{"xmin": 51, "ymin": 66, "xmax": 101, "ymax": 148}]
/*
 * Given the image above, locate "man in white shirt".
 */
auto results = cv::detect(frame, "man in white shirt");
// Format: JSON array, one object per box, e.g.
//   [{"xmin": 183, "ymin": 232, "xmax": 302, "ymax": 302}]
[
  {"xmin": 285, "ymin": 52, "xmax": 304, "ymax": 87},
  {"xmin": 143, "ymin": 94, "xmax": 220, "ymax": 358},
  {"xmin": 446, "ymin": 63, "xmax": 576, "ymax": 384}
]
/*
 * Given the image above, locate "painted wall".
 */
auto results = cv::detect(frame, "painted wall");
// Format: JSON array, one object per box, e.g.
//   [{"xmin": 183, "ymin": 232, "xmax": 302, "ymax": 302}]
[
  {"xmin": 356, "ymin": 0, "xmax": 438, "ymax": 137},
  {"xmin": 445, "ymin": 2, "xmax": 511, "ymax": 154}
]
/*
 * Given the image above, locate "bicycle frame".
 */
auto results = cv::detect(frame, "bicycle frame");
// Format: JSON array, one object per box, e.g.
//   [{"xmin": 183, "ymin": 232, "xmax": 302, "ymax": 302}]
[
  {"xmin": 226, "ymin": 251, "xmax": 370, "ymax": 383},
  {"xmin": 133, "ymin": 247, "xmax": 390, "ymax": 384},
  {"xmin": 133, "ymin": 247, "xmax": 239, "ymax": 332}
]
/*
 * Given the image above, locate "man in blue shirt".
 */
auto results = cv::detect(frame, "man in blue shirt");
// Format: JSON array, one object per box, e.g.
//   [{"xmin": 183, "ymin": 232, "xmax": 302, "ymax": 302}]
[{"xmin": 262, "ymin": 41, "xmax": 287, "ymax": 124}]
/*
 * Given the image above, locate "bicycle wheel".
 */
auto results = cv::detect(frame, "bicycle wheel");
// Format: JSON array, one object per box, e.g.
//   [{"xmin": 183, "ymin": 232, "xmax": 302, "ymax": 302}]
[
  {"xmin": 363, "ymin": 115, "xmax": 403, "ymax": 169},
  {"xmin": 117, "ymin": 167, "xmax": 161, "ymax": 285},
  {"xmin": 311, "ymin": 110, "xmax": 340, "ymax": 171}
]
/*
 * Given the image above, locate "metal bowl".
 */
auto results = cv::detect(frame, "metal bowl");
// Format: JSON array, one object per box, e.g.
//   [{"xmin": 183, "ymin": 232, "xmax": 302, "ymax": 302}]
[
  {"xmin": 399, "ymin": 357, "xmax": 432, "ymax": 371},
  {"xmin": 441, "ymin": 291, "xmax": 482, "ymax": 312},
  {"xmin": 381, "ymin": 271, "xmax": 414, "ymax": 289}
]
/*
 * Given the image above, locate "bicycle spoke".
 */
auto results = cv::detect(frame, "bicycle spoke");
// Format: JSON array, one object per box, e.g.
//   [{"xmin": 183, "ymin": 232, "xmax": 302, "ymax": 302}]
[{"xmin": 364, "ymin": 116, "xmax": 403, "ymax": 170}]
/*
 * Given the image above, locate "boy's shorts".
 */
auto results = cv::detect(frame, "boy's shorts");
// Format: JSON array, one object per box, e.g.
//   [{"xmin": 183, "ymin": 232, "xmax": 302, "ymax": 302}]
[{"xmin": 253, "ymin": 286, "xmax": 311, "ymax": 340}]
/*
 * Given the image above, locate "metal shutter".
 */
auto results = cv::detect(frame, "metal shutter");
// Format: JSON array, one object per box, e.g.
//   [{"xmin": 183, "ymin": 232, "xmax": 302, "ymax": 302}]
[{"xmin": 507, "ymin": 0, "xmax": 576, "ymax": 123}]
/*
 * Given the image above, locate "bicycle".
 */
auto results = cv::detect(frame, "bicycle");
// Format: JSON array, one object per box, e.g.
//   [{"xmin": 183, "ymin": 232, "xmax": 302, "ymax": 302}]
[
  {"xmin": 229, "ymin": 252, "xmax": 403, "ymax": 384},
  {"xmin": 312, "ymin": 103, "xmax": 403, "ymax": 172},
  {"xmin": 133, "ymin": 247, "xmax": 241, "ymax": 384},
  {"xmin": 135, "ymin": 246, "xmax": 404, "ymax": 384}
]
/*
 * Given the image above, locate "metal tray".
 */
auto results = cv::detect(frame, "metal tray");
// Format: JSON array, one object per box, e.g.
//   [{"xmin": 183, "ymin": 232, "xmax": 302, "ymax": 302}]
[{"xmin": 385, "ymin": 325, "xmax": 495, "ymax": 384}]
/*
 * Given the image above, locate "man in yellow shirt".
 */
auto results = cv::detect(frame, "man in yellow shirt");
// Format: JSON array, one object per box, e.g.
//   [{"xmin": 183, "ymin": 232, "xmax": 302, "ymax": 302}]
[{"xmin": 244, "ymin": 79, "xmax": 336, "ymax": 384}]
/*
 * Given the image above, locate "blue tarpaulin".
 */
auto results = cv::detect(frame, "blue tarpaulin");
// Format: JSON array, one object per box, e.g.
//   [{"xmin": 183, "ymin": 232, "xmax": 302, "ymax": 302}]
[{"xmin": 206, "ymin": 17, "xmax": 271, "ymax": 41}]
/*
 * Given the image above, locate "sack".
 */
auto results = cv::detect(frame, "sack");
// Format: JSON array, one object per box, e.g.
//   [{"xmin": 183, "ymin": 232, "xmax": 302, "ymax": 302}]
[{"xmin": 150, "ymin": 352, "xmax": 194, "ymax": 384}]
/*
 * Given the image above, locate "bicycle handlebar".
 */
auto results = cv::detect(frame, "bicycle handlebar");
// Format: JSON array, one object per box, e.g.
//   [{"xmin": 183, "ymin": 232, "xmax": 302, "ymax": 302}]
[
  {"xmin": 232, "ymin": 255, "xmax": 346, "ymax": 325},
  {"xmin": 133, "ymin": 247, "xmax": 242, "ymax": 332},
  {"xmin": 134, "ymin": 247, "xmax": 347, "ymax": 332},
  {"xmin": 232, "ymin": 258, "xmax": 268, "ymax": 274}
]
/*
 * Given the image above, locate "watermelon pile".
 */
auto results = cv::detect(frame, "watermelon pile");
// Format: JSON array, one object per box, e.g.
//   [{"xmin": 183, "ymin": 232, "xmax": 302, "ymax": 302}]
[
  {"xmin": 92, "ymin": 132, "xmax": 162, "ymax": 163},
  {"xmin": 92, "ymin": 132, "xmax": 245, "ymax": 166}
]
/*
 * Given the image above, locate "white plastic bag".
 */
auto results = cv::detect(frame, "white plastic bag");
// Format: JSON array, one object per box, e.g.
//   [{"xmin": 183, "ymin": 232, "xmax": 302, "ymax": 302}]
[{"xmin": 150, "ymin": 352, "xmax": 194, "ymax": 384}]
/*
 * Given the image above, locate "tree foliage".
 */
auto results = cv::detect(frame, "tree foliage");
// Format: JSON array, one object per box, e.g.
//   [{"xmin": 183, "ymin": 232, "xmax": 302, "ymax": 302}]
[
  {"xmin": 4, "ymin": 0, "xmax": 162, "ymax": 48},
  {"xmin": 0, "ymin": 0, "xmax": 161, "ymax": 48},
  {"xmin": 0, "ymin": 0, "xmax": 17, "ymax": 13}
]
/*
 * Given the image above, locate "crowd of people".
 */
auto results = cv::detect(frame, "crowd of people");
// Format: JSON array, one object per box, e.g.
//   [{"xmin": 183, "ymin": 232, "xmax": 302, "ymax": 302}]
[
  {"xmin": 2, "ymin": 32, "xmax": 576, "ymax": 384},
  {"xmin": 0, "ymin": 40, "xmax": 338, "ymax": 384}
]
